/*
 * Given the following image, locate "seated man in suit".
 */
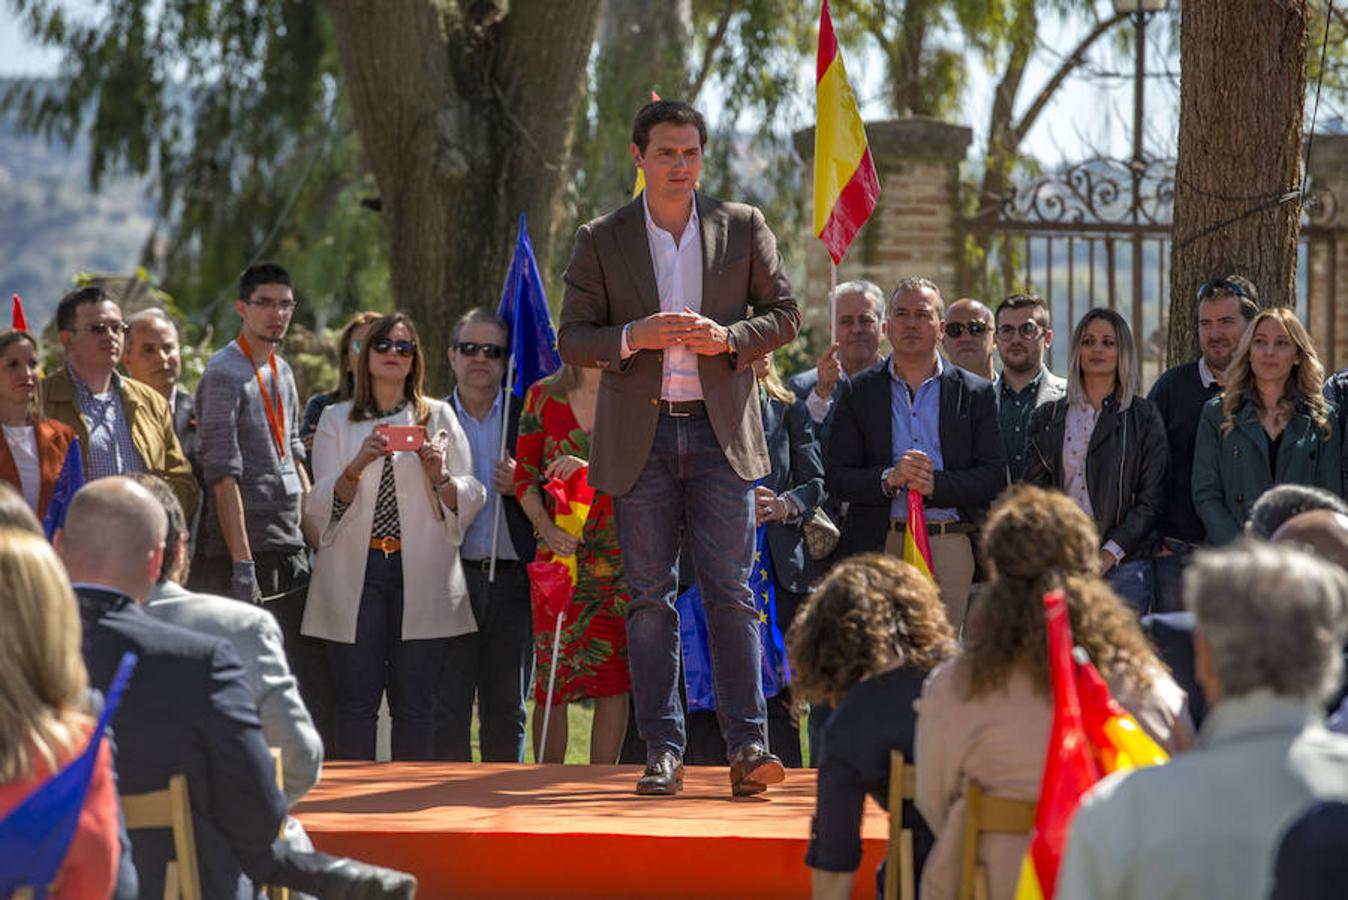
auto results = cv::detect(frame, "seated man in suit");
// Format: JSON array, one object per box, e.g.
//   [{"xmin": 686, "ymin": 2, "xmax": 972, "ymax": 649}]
[
  {"xmin": 130, "ymin": 473, "xmax": 323, "ymax": 806},
  {"xmin": 825, "ymin": 276, "xmax": 1005, "ymax": 631},
  {"xmin": 58, "ymin": 477, "xmax": 411, "ymax": 900}
]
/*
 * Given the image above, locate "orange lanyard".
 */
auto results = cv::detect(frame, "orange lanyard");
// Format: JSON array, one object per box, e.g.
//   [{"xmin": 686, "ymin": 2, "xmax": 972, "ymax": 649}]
[{"xmin": 236, "ymin": 334, "xmax": 286, "ymax": 459}]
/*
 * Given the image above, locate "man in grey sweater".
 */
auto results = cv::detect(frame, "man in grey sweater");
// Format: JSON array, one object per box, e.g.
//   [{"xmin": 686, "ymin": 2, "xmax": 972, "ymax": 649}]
[{"xmin": 191, "ymin": 262, "xmax": 334, "ymax": 748}]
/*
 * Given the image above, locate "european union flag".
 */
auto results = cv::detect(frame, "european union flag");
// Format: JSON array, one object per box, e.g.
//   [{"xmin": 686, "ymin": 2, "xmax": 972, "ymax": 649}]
[
  {"xmin": 0, "ymin": 652, "xmax": 137, "ymax": 899},
  {"xmin": 677, "ymin": 526, "xmax": 791, "ymax": 713},
  {"xmin": 42, "ymin": 438, "xmax": 84, "ymax": 541},
  {"xmin": 496, "ymin": 213, "xmax": 562, "ymax": 396}
]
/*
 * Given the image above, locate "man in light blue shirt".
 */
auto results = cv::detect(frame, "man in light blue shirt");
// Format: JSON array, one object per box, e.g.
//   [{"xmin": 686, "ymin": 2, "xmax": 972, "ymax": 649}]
[{"xmin": 435, "ymin": 308, "xmax": 537, "ymax": 763}]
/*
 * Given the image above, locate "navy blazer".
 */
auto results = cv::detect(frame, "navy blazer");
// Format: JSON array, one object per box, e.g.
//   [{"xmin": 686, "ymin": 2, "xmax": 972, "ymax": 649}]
[
  {"xmin": 1139, "ymin": 611, "xmax": 1208, "ymax": 728},
  {"xmin": 502, "ymin": 391, "xmax": 538, "ymax": 560},
  {"xmin": 760, "ymin": 393, "xmax": 826, "ymax": 596},
  {"xmin": 826, "ymin": 359, "xmax": 1005, "ymax": 559},
  {"xmin": 77, "ymin": 587, "xmax": 286, "ymax": 900}
]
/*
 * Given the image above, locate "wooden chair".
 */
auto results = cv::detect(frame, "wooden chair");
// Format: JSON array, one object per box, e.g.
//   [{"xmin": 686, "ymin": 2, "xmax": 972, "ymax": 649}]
[
  {"xmin": 883, "ymin": 750, "xmax": 918, "ymax": 900},
  {"xmin": 121, "ymin": 774, "xmax": 201, "ymax": 900},
  {"xmin": 265, "ymin": 748, "xmax": 289, "ymax": 900},
  {"xmin": 955, "ymin": 780, "xmax": 1037, "ymax": 900}
]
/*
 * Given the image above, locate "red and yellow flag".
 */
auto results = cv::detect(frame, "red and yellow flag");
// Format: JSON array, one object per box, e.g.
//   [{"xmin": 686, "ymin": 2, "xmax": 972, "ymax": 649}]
[
  {"xmin": 902, "ymin": 490, "xmax": 934, "ymax": 580},
  {"xmin": 1013, "ymin": 590, "xmax": 1168, "ymax": 900},
  {"xmin": 814, "ymin": 0, "xmax": 880, "ymax": 265},
  {"xmin": 633, "ymin": 90, "xmax": 663, "ymax": 198},
  {"xmin": 12, "ymin": 293, "xmax": 29, "ymax": 331},
  {"xmin": 541, "ymin": 465, "xmax": 595, "ymax": 584}
]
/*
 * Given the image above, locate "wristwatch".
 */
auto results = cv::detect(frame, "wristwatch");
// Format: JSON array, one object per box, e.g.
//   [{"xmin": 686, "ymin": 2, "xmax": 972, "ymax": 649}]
[{"xmin": 880, "ymin": 466, "xmax": 898, "ymax": 498}]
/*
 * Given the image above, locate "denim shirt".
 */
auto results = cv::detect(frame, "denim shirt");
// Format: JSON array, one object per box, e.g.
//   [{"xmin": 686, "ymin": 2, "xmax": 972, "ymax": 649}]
[
  {"xmin": 889, "ymin": 356, "xmax": 956, "ymax": 522},
  {"xmin": 453, "ymin": 388, "xmax": 517, "ymax": 561}
]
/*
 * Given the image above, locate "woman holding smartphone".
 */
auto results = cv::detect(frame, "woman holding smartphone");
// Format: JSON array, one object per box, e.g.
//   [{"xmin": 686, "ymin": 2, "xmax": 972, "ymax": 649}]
[{"xmin": 303, "ymin": 312, "xmax": 486, "ymax": 760}]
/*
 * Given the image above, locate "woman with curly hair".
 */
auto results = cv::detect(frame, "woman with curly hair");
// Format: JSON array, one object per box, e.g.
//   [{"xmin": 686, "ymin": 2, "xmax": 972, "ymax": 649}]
[
  {"xmin": 1193, "ymin": 306, "xmax": 1341, "ymax": 544},
  {"xmin": 914, "ymin": 485, "xmax": 1193, "ymax": 900},
  {"xmin": 789, "ymin": 554, "xmax": 956, "ymax": 900}
]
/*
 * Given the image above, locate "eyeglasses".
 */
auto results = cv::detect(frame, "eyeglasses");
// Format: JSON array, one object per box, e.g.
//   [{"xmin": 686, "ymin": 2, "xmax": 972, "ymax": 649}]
[
  {"xmin": 455, "ymin": 341, "xmax": 506, "ymax": 360},
  {"xmin": 996, "ymin": 322, "xmax": 1045, "ymax": 340},
  {"xmin": 372, "ymin": 338, "xmax": 417, "ymax": 357},
  {"xmin": 246, "ymin": 298, "xmax": 299, "ymax": 313},
  {"xmin": 1196, "ymin": 279, "xmax": 1249, "ymax": 302},
  {"xmin": 71, "ymin": 321, "xmax": 129, "ymax": 336},
  {"xmin": 944, "ymin": 321, "xmax": 990, "ymax": 338}
]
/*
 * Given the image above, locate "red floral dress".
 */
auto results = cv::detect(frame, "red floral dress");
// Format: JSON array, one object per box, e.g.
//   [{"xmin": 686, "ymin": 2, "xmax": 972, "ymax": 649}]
[{"xmin": 513, "ymin": 382, "xmax": 630, "ymax": 703}]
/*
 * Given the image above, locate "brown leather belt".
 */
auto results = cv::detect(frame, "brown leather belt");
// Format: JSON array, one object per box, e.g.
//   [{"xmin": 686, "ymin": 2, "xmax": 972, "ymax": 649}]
[
  {"xmin": 660, "ymin": 399, "xmax": 707, "ymax": 417},
  {"xmin": 369, "ymin": 536, "xmax": 401, "ymax": 556},
  {"xmin": 889, "ymin": 519, "xmax": 978, "ymax": 536}
]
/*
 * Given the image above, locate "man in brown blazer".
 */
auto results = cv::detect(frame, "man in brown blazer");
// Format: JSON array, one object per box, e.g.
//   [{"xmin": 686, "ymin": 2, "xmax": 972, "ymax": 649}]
[{"xmin": 559, "ymin": 100, "xmax": 799, "ymax": 797}]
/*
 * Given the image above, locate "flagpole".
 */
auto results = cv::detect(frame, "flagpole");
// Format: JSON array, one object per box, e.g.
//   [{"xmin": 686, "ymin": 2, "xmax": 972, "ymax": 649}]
[
  {"xmin": 537, "ymin": 610, "xmax": 566, "ymax": 764},
  {"xmin": 828, "ymin": 262, "xmax": 838, "ymax": 346},
  {"xmin": 487, "ymin": 354, "xmax": 516, "ymax": 584}
]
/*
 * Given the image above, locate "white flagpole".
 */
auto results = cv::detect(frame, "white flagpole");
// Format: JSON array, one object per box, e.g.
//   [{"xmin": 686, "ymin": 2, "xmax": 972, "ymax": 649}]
[
  {"xmin": 829, "ymin": 261, "xmax": 838, "ymax": 345},
  {"xmin": 487, "ymin": 352, "xmax": 516, "ymax": 584},
  {"xmin": 537, "ymin": 610, "xmax": 566, "ymax": 764}
]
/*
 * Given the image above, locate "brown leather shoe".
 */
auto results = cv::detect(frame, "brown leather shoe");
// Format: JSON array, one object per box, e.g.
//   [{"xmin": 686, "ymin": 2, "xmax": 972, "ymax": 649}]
[
  {"xmin": 635, "ymin": 751, "xmax": 684, "ymax": 796},
  {"xmin": 729, "ymin": 743, "xmax": 785, "ymax": 797}
]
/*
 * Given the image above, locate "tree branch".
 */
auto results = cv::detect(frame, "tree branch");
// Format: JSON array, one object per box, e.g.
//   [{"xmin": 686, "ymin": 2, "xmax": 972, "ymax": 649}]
[
  {"xmin": 688, "ymin": 3, "xmax": 734, "ymax": 102},
  {"xmin": 1011, "ymin": 11, "xmax": 1129, "ymax": 147}
]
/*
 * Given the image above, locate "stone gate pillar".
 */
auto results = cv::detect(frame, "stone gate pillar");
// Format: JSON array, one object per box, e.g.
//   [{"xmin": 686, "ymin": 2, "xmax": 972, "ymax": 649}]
[
  {"xmin": 1306, "ymin": 134, "xmax": 1348, "ymax": 371},
  {"xmin": 792, "ymin": 117, "xmax": 972, "ymax": 336}
]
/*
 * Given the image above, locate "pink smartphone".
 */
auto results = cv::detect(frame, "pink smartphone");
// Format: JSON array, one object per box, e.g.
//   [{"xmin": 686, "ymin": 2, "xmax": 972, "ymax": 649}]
[{"xmin": 375, "ymin": 424, "xmax": 425, "ymax": 452}]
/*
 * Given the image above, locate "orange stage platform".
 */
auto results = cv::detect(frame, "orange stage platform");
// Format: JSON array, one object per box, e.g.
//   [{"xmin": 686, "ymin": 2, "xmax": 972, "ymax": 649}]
[{"xmin": 293, "ymin": 762, "xmax": 889, "ymax": 899}]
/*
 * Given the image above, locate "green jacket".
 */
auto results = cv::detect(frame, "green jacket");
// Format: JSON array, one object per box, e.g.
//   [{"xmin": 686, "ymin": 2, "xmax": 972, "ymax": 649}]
[{"xmin": 1192, "ymin": 395, "xmax": 1341, "ymax": 544}]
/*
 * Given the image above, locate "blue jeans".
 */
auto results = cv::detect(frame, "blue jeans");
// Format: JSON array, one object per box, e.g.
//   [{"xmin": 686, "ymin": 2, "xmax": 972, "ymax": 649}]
[
  {"xmin": 326, "ymin": 549, "xmax": 448, "ymax": 760},
  {"xmin": 613, "ymin": 414, "xmax": 765, "ymax": 762},
  {"xmin": 1151, "ymin": 538, "xmax": 1197, "ymax": 614},
  {"xmin": 1107, "ymin": 558, "xmax": 1154, "ymax": 616},
  {"xmin": 433, "ymin": 561, "xmax": 533, "ymax": 762}
]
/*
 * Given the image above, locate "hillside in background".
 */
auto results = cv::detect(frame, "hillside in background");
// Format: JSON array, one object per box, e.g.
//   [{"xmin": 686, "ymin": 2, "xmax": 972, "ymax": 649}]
[{"xmin": 0, "ymin": 82, "xmax": 156, "ymax": 333}]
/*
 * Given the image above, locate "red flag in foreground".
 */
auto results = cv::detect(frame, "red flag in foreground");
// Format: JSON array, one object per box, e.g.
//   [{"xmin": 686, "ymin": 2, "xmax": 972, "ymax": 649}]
[
  {"xmin": 902, "ymin": 490, "xmax": 934, "ymax": 580},
  {"xmin": 12, "ymin": 293, "xmax": 29, "ymax": 331},
  {"xmin": 813, "ymin": 0, "xmax": 880, "ymax": 265},
  {"xmin": 1013, "ymin": 590, "xmax": 1168, "ymax": 900}
]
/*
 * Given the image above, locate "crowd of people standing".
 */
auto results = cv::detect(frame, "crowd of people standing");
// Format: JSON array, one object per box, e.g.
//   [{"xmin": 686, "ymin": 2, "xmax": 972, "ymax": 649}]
[{"xmin": 3, "ymin": 97, "xmax": 1348, "ymax": 899}]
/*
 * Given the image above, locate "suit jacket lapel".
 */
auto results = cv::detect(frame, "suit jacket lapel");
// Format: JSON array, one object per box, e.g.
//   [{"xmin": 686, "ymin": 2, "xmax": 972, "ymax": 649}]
[
  {"xmin": 697, "ymin": 193, "xmax": 726, "ymax": 312},
  {"xmin": 616, "ymin": 196, "xmax": 661, "ymax": 317}
]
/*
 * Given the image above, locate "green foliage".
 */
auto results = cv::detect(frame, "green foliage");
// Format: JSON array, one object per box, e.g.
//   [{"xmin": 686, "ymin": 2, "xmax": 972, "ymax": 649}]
[{"xmin": 3, "ymin": 0, "xmax": 388, "ymax": 339}]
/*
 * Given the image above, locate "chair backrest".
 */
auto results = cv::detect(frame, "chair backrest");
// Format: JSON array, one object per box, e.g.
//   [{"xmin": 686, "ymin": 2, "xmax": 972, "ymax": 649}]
[
  {"xmin": 265, "ymin": 749, "xmax": 289, "ymax": 900},
  {"xmin": 956, "ymin": 780, "xmax": 1037, "ymax": 900},
  {"xmin": 120, "ymin": 774, "xmax": 201, "ymax": 900},
  {"xmin": 883, "ymin": 750, "xmax": 918, "ymax": 900}
]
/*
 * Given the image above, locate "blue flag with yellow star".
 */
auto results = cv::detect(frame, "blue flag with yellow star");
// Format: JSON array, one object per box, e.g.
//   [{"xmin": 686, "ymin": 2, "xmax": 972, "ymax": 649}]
[{"xmin": 676, "ymin": 525, "xmax": 790, "ymax": 712}]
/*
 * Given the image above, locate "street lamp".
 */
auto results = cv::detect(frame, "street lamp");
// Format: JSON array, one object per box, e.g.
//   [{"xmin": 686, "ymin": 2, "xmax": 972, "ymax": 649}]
[{"xmin": 1112, "ymin": 0, "xmax": 1171, "ymax": 346}]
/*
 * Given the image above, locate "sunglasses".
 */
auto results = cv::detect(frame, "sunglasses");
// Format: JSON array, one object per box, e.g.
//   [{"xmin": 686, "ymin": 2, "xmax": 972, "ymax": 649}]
[
  {"xmin": 246, "ymin": 298, "xmax": 299, "ymax": 313},
  {"xmin": 996, "ymin": 322, "xmax": 1045, "ymax": 340},
  {"xmin": 73, "ymin": 321, "xmax": 130, "ymax": 336},
  {"xmin": 1196, "ymin": 279, "xmax": 1249, "ymax": 302},
  {"xmin": 944, "ymin": 321, "xmax": 990, "ymax": 338},
  {"xmin": 372, "ymin": 338, "xmax": 417, "ymax": 357},
  {"xmin": 455, "ymin": 341, "xmax": 506, "ymax": 360}
]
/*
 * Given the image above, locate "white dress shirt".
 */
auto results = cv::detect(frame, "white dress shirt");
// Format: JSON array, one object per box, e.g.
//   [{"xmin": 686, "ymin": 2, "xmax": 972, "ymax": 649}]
[{"xmin": 621, "ymin": 192, "xmax": 705, "ymax": 401}]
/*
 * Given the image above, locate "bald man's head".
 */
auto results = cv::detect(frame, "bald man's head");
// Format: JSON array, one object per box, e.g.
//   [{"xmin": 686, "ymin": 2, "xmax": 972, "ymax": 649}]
[
  {"xmin": 942, "ymin": 298, "xmax": 995, "ymax": 379},
  {"xmin": 1272, "ymin": 510, "xmax": 1348, "ymax": 573},
  {"xmin": 58, "ymin": 477, "xmax": 167, "ymax": 603}
]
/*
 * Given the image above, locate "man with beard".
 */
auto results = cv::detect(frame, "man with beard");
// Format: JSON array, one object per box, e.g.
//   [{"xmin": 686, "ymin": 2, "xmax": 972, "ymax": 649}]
[
  {"xmin": 940, "ymin": 298, "xmax": 995, "ymax": 381},
  {"xmin": 1147, "ymin": 275, "xmax": 1258, "ymax": 610},
  {"xmin": 992, "ymin": 294, "xmax": 1065, "ymax": 482}
]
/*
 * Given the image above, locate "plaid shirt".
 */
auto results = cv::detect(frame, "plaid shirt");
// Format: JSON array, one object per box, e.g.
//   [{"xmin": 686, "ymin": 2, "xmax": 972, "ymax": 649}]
[{"xmin": 70, "ymin": 366, "xmax": 145, "ymax": 479}]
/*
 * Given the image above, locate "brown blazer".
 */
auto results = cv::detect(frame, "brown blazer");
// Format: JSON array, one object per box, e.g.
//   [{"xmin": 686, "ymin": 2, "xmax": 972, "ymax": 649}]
[
  {"xmin": 558, "ymin": 194, "xmax": 799, "ymax": 496},
  {"xmin": 41, "ymin": 368, "xmax": 199, "ymax": 520},
  {"xmin": 0, "ymin": 418, "xmax": 76, "ymax": 520}
]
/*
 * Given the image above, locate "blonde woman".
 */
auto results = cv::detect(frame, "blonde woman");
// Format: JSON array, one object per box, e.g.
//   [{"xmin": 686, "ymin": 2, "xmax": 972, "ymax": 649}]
[
  {"xmin": 0, "ymin": 528, "xmax": 119, "ymax": 898},
  {"xmin": 304, "ymin": 312, "xmax": 486, "ymax": 760},
  {"xmin": 1193, "ymin": 306, "xmax": 1341, "ymax": 544}
]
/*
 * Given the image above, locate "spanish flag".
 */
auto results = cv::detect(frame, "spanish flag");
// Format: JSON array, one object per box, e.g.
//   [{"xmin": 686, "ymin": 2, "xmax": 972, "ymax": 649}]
[
  {"xmin": 541, "ymin": 465, "xmax": 595, "ymax": 584},
  {"xmin": 813, "ymin": 0, "xmax": 880, "ymax": 265},
  {"xmin": 1013, "ymin": 590, "xmax": 1168, "ymax": 900},
  {"xmin": 902, "ymin": 490, "xmax": 934, "ymax": 580}
]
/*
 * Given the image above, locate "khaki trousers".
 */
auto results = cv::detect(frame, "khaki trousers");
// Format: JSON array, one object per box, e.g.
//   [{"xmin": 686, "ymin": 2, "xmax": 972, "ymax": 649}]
[{"xmin": 884, "ymin": 526, "xmax": 976, "ymax": 632}]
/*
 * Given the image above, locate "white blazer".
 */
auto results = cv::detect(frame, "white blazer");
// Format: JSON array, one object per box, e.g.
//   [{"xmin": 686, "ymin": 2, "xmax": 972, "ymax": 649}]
[{"xmin": 302, "ymin": 398, "xmax": 486, "ymax": 643}]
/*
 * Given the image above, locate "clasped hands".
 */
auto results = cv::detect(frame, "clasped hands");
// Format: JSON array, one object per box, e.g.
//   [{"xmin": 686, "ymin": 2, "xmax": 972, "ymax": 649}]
[
  {"xmin": 886, "ymin": 449, "xmax": 935, "ymax": 498},
  {"xmin": 629, "ymin": 309, "xmax": 731, "ymax": 355}
]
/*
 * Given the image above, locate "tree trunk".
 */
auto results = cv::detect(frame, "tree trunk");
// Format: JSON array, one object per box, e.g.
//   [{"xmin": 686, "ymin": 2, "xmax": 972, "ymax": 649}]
[
  {"xmin": 328, "ymin": 0, "xmax": 602, "ymax": 391},
  {"xmin": 1167, "ymin": 0, "xmax": 1308, "ymax": 364}
]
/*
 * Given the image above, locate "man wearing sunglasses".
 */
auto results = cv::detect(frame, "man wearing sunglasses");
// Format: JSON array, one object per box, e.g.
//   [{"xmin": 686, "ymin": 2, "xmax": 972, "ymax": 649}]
[
  {"xmin": 42, "ymin": 285, "xmax": 198, "ymax": 520},
  {"xmin": 559, "ymin": 99, "xmax": 799, "ymax": 798},
  {"xmin": 435, "ymin": 307, "xmax": 537, "ymax": 764},
  {"xmin": 1147, "ymin": 275, "xmax": 1259, "ymax": 612},
  {"xmin": 940, "ymin": 298, "xmax": 996, "ymax": 381},
  {"xmin": 992, "ymin": 294, "xmax": 1065, "ymax": 482},
  {"xmin": 193, "ymin": 262, "xmax": 335, "ymax": 750}
]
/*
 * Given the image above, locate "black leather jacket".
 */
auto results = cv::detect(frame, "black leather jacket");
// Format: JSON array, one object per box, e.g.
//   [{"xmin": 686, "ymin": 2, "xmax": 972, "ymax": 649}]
[{"xmin": 1023, "ymin": 393, "xmax": 1169, "ymax": 561}]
